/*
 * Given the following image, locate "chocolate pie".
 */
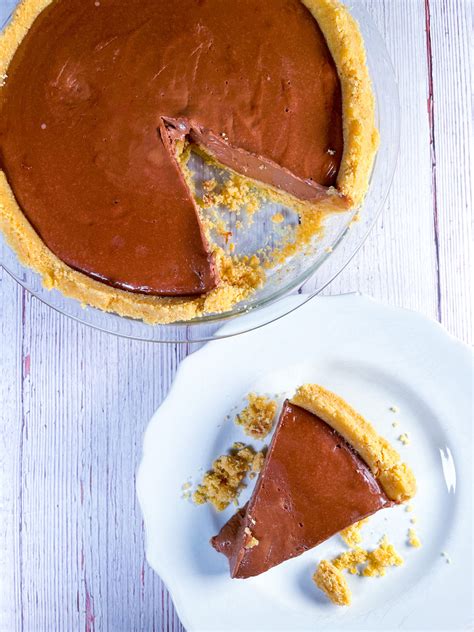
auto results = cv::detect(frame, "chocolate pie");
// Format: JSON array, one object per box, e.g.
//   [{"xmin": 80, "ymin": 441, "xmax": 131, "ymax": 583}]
[
  {"xmin": 0, "ymin": 0, "xmax": 378, "ymax": 323},
  {"xmin": 212, "ymin": 385, "xmax": 416, "ymax": 578}
]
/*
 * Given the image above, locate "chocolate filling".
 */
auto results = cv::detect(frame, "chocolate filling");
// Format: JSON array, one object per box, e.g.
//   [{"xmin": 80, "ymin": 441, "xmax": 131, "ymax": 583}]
[
  {"xmin": 0, "ymin": 0, "xmax": 343, "ymax": 296},
  {"xmin": 212, "ymin": 401, "xmax": 393, "ymax": 579}
]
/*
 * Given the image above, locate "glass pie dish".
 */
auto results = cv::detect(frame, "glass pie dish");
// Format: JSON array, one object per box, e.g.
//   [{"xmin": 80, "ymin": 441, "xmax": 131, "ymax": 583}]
[{"xmin": 0, "ymin": 0, "xmax": 399, "ymax": 343}]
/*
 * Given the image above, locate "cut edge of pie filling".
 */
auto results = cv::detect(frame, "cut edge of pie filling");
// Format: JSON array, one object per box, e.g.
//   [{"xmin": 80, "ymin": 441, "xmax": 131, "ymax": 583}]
[
  {"xmin": 210, "ymin": 384, "xmax": 417, "ymax": 580},
  {"xmin": 0, "ymin": 0, "xmax": 378, "ymax": 323},
  {"xmin": 159, "ymin": 115, "xmax": 349, "ymax": 295}
]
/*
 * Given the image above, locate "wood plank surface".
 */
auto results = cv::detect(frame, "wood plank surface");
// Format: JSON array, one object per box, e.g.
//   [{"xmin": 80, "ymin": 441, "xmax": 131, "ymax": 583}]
[{"xmin": 0, "ymin": 0, "xmax": 472, "ymax": 630}]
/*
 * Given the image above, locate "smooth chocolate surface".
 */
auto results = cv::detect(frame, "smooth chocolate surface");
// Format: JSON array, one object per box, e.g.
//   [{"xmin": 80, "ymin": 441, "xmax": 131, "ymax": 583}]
[
  {"xmin": 212, "ymin": 401, "xmax": 392, "ymax": 578},
  {"xmin": 0, "ymin": 0, "xmax": 343, "ymax": 296}
]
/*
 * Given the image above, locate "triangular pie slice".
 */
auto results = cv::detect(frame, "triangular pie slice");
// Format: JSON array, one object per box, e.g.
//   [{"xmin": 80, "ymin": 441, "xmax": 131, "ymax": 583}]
[{"xmin": 212, "ymin": 384, "xmax": 416, "ymax": 578}]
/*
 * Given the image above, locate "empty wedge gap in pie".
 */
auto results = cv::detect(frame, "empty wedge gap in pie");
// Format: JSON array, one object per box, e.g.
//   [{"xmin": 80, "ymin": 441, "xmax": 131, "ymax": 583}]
[{"xmin": 0, "ymin": 0, "xmax": 378, "ymax": 323}]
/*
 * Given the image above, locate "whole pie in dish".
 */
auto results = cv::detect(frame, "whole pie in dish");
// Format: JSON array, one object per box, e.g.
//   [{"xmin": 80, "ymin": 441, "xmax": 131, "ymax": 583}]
[
  {"xmin": 0, "ymin": 0, "xmax": 378, "ymax": 323},
  {"xmin": 212, "ymin": 384, "xmax": 416, "ymax": 578}
]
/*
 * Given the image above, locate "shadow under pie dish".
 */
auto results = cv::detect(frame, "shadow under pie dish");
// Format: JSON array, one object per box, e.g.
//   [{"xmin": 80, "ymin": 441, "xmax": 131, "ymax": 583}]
[{"xmin": 0, "ymin": 0, "xmax": 378, "ymax": 324}]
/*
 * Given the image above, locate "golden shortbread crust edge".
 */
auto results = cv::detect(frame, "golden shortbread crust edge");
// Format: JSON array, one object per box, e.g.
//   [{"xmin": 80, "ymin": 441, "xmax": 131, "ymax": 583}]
[
  {"xmin": 0, "ymin": 0, "xmax": 378, "ymax": 324},
  {"xmin": 303, "ymin": 0, "xmax": 379, "ymax": 207},
  {"xmin": 291, "ymin": 384, "xmax": 417, "ymax": 503}
]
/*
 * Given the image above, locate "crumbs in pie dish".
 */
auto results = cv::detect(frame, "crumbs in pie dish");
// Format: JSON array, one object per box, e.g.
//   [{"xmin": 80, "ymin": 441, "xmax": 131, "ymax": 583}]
[{"xmin": 339, "ymin": 518, "xmax": 368, "ymax": 547}]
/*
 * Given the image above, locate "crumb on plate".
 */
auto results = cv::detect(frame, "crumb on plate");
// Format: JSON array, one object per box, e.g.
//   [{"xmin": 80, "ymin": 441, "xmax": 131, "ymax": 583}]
[
  {"xmin": 235, "ymin": 393, "xmax": 277, "ymax": 439},
  {"xmin": 408, "ymin": 528, "xmax": 422, "ymax": 548},
  {"xmin": 193, "ymin": 444, "xmax": 265, "ymax": 511},
  {"xmin": 362, "ymin": 536, "xmax": 404, "ymax": 576},
  {"xmin": 340, "ymin": 518, "xmax": 368, "ymax": 547},
  {"xmin": 313, "ymin": 560, "xmax": 351, "ymax": 606},
  {"xmin": 398, "ymin": 433, "xmax": 410, "ymax": 445}
]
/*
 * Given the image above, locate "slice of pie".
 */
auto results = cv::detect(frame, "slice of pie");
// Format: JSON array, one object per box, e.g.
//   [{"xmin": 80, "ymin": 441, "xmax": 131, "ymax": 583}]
[
  {"xmin": 212, "ymin": 384, "xmax": 416, "ymax": 578},
  {"xmin": 0, "ymin": 0, "xmax": 378, "ymax": 323}
]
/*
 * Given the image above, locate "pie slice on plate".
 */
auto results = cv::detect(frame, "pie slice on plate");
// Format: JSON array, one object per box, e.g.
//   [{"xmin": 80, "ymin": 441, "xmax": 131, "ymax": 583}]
[{"xmin": 212, "ymin": 384, "xmax": 416, "ymax": 578}]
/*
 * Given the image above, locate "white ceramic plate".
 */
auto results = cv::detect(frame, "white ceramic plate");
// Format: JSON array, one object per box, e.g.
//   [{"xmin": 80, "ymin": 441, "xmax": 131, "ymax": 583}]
[{"xmin": 137, "ymin": 294, "xmax": 473, "ymax": 631}]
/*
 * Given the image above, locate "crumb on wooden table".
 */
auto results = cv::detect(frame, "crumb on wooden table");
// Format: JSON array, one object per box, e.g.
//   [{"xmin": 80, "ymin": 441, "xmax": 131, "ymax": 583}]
[
  {"xmin": 235, "ymin": 393, "xmax": 277, "ymax": 439},
  {"xmin": 192, "ymin": 444, "xmax": 266, "ymax": 511},
  {"xmin": 313, "ymin": 560, "xmax": 351, "ymax": 606},
  {"xmin": 339, "ymin": 518, "xmax": 368, "ymax": 547}
]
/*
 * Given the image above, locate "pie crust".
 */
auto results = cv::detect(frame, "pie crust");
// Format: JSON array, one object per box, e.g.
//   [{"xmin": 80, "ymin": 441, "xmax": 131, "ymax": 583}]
[
  {"xmin": 0, "ymin": 0, "xmax": 378, "ymax": 324},
  {"xmin": 291, "ymin": 384, "xmax": 416, "ymax": 502}
]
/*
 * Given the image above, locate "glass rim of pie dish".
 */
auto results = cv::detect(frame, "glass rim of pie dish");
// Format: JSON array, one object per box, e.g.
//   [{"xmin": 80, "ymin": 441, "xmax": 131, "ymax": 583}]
[{"xmin": 0, "ymin": 0, "xmax": 400, "ymax": 343}]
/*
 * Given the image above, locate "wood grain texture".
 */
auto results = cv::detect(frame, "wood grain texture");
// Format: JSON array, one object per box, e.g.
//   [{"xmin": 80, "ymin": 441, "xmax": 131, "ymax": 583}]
[
  {"xmin": 426, "ymin": 0, "xmax": 473, "ymax": 344},
  {"xmin": 0, "ymin": 1, "xmax": 472, "ymax": 630},
  {"xmin": 319, "ymin": 0, "xmax": 440, "ymax": 322}
]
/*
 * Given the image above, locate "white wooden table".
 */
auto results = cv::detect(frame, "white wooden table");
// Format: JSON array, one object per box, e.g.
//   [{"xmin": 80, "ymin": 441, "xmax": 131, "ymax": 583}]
[{"xmin": 0, "ymin": 1, "xmax": 472, "ymax": 630}]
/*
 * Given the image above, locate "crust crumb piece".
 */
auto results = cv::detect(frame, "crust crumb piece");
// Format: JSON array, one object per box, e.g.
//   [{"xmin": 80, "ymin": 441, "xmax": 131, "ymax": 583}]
[
  {"xmin": 362, "ymin": 536, "xmax": 404, "ymax": 576},
  {"xmin": 313, "ymin": 560, "xmax": 351, "ymax": 606},
  {"xmin": 209, "ymin": 175, "xmax": 261, "ymax": 214},
  {"xmin": 340, "ymin": 518, "xmax": 368, "ymax": 547},
  {"xmin": 193, "ymin": 444, "xmax": 265, "ymax": 511},
  {"xmin": 407, "ymin": 528, "xmax": 421, "ymax": 548},
  {"xmin": 202, "ymin": 179, "xmax": 217, "ymax": 193},
  {"xmin": 332, "ymin": 536, "xmax": 403, "ymax": 577},
  {"xmin": 243, "ymin": 527, "xmax": 259, "ymax": 549},
  {"xmin": 316, "ymin": 537, "xmax": 404, "ymax": 606},
  {"xmin": 252, "ymin": 449, "xmax": 266, "ymax": 473},
  {"xmin": 333, "ymin": 547, "xmax": 368, "ymax": 575},
  {"xmin": 398, "ymin": 433, "xmax": 410, "ymax": 445},
  {"xmin": 271, "ymin": 212, "xmax": 284, "ymax": 224},
  {"xmin": 235, "ymin": 393, "xmax": 277, "ymax": 439}
]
